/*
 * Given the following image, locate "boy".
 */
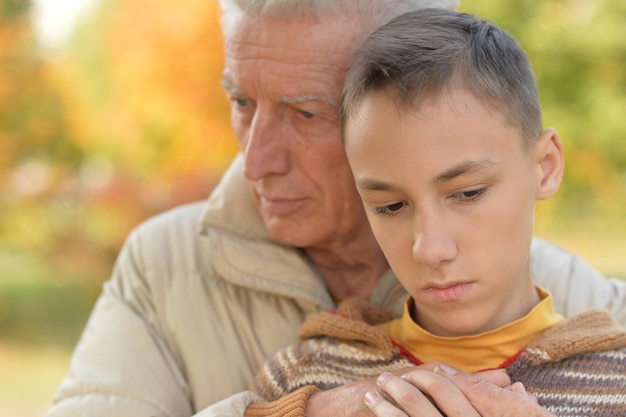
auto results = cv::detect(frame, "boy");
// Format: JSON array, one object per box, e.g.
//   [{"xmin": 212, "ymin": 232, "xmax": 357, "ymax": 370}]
[{"xmin": 245, "ymin": 9, "xmax": 626, "ymax": 417}]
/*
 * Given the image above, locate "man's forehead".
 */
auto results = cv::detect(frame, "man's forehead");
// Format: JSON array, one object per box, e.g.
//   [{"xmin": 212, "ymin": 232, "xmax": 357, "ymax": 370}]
[
  {"xmin": 222, "ymin": 8, "xmax": 366, "ymax": 58},
  {"xmin": 222, "ymin": 50, "xmax": 348, "ymax": 110}
]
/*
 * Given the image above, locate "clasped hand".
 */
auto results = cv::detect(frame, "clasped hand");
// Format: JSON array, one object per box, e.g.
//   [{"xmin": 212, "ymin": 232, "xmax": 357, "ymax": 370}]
[
  {"xmin": 365, "ymin": 362, "xmax": 555, "ymax": 417},
  {"xmin": 305, "ymin": 362, "xmax": 555, "ymax": 417}
]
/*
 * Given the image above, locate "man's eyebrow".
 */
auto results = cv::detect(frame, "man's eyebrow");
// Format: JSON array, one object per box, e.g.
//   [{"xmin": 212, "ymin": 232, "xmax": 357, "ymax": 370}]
[
  {"xmin": 279, "ymin": 95, "xmax": 335, "ymax": 106},
  {"xmin": 221, "ymin": 77, "xmax": 245, "ymax": 95},
  {"xmin": 221, "ymin": 77, "xmax": 334, "ymax": 106},
  {"xmin": 434, "ymin": 159, "xmax": 496, "ymax": 183}
]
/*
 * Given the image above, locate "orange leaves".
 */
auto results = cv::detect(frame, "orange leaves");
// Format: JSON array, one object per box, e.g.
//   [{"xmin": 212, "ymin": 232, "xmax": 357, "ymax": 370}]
[
  {"xmin": 83, "ymin": 0, "xmax": 237, "ymax": 178},
  {"xmin": 2, "ymin": 1, "xmax": 241, "ymax": 284}
]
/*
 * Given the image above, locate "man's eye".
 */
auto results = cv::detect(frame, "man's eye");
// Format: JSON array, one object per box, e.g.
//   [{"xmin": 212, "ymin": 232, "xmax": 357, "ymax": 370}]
[
  {"xmin": 235, "ymin": 98, "xmax": 249, "ymax": 107},
  {"xmin": 300, "ymin": 110, "xmax": 315, "ymax": 119}
]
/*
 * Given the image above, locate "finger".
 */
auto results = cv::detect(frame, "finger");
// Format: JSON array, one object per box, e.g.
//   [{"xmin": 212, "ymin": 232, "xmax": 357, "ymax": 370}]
[
  {"xmin": 474, "ymin": 368, "xmax": 511, "ymax": 387},
  {"xmin": 433, "ymin": 363, "xmax": 540, "ymax": 415},
  {"xmin": 364, "ymin": 389, "xmax": 408, "ymax": 417},
  {"xmin": 506, "ymin": 382, "xmax": 539, "ymax": 404},
  {"xmin": 377, "ymin": 372, "xmax": 446, "ymax": 417},
  {"xmin": 392, "ymin": 362, "xmax": 440, "ymax": 377},
  {"xmin": 400, "ymin": 369, "xmax": 481, "ymax": 417},
  {"xmin": 506, "ymin": 381, "xmax": 528, "ymax": 394}
]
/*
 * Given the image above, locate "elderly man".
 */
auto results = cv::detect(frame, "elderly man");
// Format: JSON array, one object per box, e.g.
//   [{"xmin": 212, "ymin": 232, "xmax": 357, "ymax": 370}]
[{"xmin": 45, "ymin": 0, "xmax": 626, "ymax": 416}]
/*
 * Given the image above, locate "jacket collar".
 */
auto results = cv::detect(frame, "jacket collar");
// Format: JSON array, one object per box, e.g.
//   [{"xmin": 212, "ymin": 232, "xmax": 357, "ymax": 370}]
[
  {"xmin": 198, "ymin": 154, "xmax": 335, "ymax": 309},
  {"xmin": 199, "ymin": 153, "xmax": 268, "ymax": 241}
]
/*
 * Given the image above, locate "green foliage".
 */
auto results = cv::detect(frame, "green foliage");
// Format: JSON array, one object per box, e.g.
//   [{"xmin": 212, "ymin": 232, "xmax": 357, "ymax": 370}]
[
  {"xmin": 0, "ymin": 249, "xmax": 99, "ymax": 347},
  {"xmin": 0, "ymin": 0, "xmax": 31, "ymax": 20}
]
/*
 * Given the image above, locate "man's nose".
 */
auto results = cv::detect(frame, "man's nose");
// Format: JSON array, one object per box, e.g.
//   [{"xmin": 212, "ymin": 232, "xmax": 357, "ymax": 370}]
[{"xmin": 242, "ymin": 110, "xmax": 290, "ymax": 181}]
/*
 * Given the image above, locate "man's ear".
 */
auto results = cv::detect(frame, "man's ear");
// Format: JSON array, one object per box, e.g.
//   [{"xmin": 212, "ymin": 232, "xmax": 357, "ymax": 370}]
[{"xmin": 534, "ymin": 127, "xmax": 564, "ymax": 200}]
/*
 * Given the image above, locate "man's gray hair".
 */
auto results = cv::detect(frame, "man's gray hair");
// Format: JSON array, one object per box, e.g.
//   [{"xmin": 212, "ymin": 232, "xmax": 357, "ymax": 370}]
[{"xmin": 219, "ymin": 0, "xmax": 458, "ymax": 30}]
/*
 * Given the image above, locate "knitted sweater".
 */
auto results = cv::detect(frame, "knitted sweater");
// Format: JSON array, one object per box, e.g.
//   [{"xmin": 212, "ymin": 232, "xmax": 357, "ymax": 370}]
[{"xmin": 247, "ymin": 299, "xmax": 626, "ymax": 417}]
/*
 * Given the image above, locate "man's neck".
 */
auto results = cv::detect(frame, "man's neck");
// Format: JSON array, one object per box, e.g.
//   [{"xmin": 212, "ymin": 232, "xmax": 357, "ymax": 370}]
[{"xmin": 304, "ymin": 234, "xmax": 389, "ymax": 300}]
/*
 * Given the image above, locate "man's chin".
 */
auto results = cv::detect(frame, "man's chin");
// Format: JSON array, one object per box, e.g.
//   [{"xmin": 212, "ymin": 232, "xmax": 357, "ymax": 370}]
[{"xmin": 263, "ymin": 217, "xmax": 324, "ymax": 249}]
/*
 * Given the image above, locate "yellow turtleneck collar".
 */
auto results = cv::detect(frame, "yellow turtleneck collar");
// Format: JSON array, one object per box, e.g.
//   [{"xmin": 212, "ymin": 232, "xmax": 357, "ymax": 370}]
[{"xmin": 378, "ymin": 287, "xmax": 565, "ymax": 373}]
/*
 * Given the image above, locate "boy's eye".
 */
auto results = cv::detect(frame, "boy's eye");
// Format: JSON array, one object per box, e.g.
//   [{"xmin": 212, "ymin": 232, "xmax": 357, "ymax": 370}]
[
  {"xmin": 372, "ymin": 202, "xmax": 405, "ymax": 216},
  {"xmin": 387, "ymin": 202, "xmax": 404, "ymax": 211},
  {"xmin": 454, "ymin": 187, "xmax": 487, "ymax": 201}
]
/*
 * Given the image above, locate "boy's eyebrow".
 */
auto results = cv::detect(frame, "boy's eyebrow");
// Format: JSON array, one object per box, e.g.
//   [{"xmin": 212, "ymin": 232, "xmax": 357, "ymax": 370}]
[
  {"xmin": 355, "ymin": 177, "xmax": 395, "ymax": 191},
  {"xmin": 221, "ymin": 77, "xmax": 334, "ymax": 106},
  {"xmin": 434, "ymin": 159, "xmax": 496, "ymax": 183},
  {"xmin": 356, "ymin": 159, "xmax": 496, "ymax": 191}
]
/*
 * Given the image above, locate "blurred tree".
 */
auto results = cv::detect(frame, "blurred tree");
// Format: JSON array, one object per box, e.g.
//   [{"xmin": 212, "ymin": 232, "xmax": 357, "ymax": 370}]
[
  {"xmin": 0, "ymin": 0, "xmax": 78, "ymax": 173},
  {"xmin": 54, "ymin": 0, "xmax": 238, "ymax": 214},
  {"xmin": 0, "ymin": 0, "xmax": 240, "ymax": 282},
  {"xmin": 0, "ymin": 0, "xmax": 82, "ymax": 259}
]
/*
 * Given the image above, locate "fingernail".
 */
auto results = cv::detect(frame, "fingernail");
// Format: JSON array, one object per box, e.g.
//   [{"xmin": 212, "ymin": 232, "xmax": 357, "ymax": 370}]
[
  {"xmin": 436, "ymin": 363, "xmax": 458, "ymax": 375},
  {"xmin": 377, "ymin": 372, "xmax": 391, "ymax": 384},
  {"xmin": 364, "ymin": 390, "xmax": 379, "ymax": 405}
]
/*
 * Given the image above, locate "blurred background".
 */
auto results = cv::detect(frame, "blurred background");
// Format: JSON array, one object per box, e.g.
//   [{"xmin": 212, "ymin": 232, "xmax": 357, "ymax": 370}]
[{"xmin": 0, "ymin": 0, "xmax": 624, "ymax": 415}]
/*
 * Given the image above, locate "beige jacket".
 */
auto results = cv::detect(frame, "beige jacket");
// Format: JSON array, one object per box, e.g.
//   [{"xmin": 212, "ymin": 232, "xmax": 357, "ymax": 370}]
[{"xmin": 45, "ymin": 155, "xmax": 626, "ymax": 417}]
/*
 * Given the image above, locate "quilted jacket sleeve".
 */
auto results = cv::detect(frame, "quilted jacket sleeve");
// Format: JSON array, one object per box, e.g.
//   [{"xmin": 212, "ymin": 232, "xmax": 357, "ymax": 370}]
[{"xmin": 44, "ymin": 227, "xmax": 195, "ymax": 417}]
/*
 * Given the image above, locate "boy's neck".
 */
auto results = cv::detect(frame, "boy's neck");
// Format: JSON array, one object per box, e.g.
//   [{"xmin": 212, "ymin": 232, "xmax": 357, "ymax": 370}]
[{"xmin": 382, "ymin": 287, "xmax": 563, "ymax": 373}]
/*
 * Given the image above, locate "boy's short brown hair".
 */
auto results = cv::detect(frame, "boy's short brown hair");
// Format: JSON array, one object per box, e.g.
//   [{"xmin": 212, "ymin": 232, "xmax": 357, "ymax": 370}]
[{"xmin": 341, "ymin": 8, "xmax": 543, "ymax": 146}]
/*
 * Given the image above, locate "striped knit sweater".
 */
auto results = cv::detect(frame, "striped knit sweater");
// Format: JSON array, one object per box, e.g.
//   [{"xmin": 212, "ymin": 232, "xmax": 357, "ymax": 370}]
[{"xmin": 247, "ymin": 299, "xmax": 626, "ymax": 417}]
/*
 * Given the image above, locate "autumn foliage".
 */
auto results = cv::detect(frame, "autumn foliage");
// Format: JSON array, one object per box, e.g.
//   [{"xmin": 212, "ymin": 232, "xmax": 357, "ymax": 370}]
[
  {"xmin": 2, "ymin": 0, "xmax": 238, "ymax": 282},
  {"xmin": 58, "ymin": 0, "xmax": 238, "ymax": 208}
]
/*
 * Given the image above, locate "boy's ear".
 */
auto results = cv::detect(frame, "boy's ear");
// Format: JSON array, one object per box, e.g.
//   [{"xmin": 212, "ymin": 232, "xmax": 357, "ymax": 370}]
[{"xmin": 534, "ymin": 127, "xmax": 564, "ymax": 200}]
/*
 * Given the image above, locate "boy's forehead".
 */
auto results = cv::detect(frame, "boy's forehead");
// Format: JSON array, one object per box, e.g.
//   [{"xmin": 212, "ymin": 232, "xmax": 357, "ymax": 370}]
[
  {"xmin": 349, "ymin": 87, "xmax": 465, "ymax": 129},
  {"xmin": 345, "ymin": 88, "xmax": 530, "ymax": 166},
  {"xmin": 350, "ymin": 87, "xmax": 525, "ymax": 143}
]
